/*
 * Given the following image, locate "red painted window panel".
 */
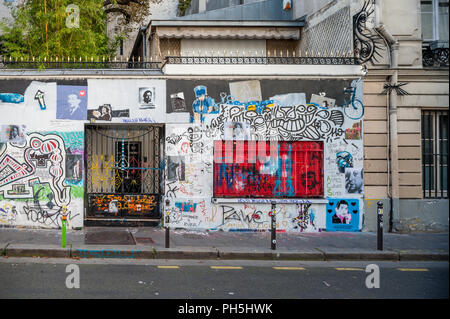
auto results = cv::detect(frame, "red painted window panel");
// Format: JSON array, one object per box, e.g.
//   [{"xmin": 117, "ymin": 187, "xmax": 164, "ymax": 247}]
[{"xmin": 213, "ymin": 140, "xmax": 324, "ymax": 198}]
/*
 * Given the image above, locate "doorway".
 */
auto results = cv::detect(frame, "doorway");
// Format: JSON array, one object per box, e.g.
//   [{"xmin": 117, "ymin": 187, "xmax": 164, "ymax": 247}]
[{"xmin": 84, "ymin": 124, "xmax": 163, "ymax": 225}]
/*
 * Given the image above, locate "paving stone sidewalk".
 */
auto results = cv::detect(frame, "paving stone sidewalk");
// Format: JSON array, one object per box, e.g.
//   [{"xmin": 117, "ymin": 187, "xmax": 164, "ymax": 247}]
[{"xmin": 0, "ymin": 227, "xmax": 448, "ymax": 261}]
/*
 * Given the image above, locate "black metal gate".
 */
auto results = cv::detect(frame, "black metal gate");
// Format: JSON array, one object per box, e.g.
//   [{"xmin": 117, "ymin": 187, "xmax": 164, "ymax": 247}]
[{"xmin": 84, "ymin": 124, "xmax": 163, "ymax": 224}]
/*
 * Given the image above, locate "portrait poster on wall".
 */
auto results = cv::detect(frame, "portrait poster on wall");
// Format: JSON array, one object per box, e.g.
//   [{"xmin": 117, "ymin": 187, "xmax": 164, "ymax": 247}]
[
  {"xmin": 139, "ymin": 87, "xmax": 156, "ymax": 109},
  {"xmin": 0, "ymin": 125, "xmax": 26, "ymax": 143},
  {"xmin": 56, "ymin": 85, "xmax": 88, "ymax": 120},
  {"xmin": 326, "ymin": 198, "xmax": 360, "ymax": 232}
]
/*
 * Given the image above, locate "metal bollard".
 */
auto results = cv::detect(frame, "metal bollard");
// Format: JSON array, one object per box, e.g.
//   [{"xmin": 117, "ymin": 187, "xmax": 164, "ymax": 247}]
[
  {"xmin": 165, "ymin": 212, "xmax": 170, "ymax": 249},
  {"xmin": 61, "ymin": 206, "xmax": 67, "ymax": 248},
  {"xmin": 271, "ymin": 202, "xmax": 276, "ymax": 250},
  {"xmin": 377, "ymin": 201, "xmax": 383, "ymax": 251}
]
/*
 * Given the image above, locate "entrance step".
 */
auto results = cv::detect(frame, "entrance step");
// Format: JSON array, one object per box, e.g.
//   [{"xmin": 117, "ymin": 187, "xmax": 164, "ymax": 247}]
[
  {"xmin": 84, "ymin": 228, "xmax": 136, "ymax": 245},
  {"xmin": 84, "ymin": 218, "xmax": 161, "ymax": 228}
]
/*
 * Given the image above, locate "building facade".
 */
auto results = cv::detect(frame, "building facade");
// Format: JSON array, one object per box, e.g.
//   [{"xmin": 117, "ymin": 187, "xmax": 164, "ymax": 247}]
[{"xmin": 0, "ymin": 0, "xmax": 447, "ymax": 232}]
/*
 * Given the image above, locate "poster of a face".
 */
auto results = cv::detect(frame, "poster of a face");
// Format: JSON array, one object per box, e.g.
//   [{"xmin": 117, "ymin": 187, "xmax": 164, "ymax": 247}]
[
  {"xmin": 345, "ymin": 167, "xmax": 364, "ymax": 194},
  {"xmin": 167, "ymin": 156, "xmax": 185, "ymax": 181},
  {"xmin": 56, "ymin": 86, "xmax": 88, "ymax": 120},
  {"xmin": 66, "ymin": 154, "xmax": 83, "ymax": 183},
  {"xmin": 87, "ymin": 104, "xmax": 112, "ymax": 121},
  {"xmin": 326, "ymin": 198, "xmax": 360, "ymax": 232},
  {"xmin": 224, "ymin": 122, "xmax": 250, "ymax": 140},
  {"xmin": 139, "ymin": 87, "xmax": 155, "ymax": 109},
  {"xmin": 0, "ymin": 125, "xmax": 26, "ymax": 143}
]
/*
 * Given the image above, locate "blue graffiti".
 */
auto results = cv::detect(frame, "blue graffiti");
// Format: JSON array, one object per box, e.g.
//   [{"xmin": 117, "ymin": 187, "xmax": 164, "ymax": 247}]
[
  {"xmin": 192, "ymin": 85, "xmax": 219, "ymax": 123},
  {"xmin": 220, "ymin": 92, "xmax": 276, "ymax": 114},
  {"xmin": 191, "ymin": 86, "xmax": 278, "ymax": 123},
  {"xmin": 336, "ymin": 151, "xmax": 353, "ymax": 173},
  {"xmin": 0, "ymin": 93, "xmax": 24, "ymax": 104},
  {"xmin": 175, "ymin": 202, "xmax": 197, "ymax": 212},
  {"xmin": 75, "ymin": 249, "xmax": 141, "ymax": 259},
  {"xmin": 274, "ymin": 144, "xmax": 295, "ymax": 197}
]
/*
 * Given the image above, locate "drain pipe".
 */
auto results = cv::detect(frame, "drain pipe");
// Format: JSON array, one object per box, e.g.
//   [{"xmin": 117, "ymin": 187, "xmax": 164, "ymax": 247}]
[{"xmin": 374, "ymin": 0, "xmax": 399, "ymax": 232}]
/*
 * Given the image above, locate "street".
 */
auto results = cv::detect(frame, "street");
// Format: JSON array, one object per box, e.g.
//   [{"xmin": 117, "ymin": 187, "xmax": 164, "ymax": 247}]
[{"xmin": 0, "ymin": 257, "xmax": 448, "ymax": 299}]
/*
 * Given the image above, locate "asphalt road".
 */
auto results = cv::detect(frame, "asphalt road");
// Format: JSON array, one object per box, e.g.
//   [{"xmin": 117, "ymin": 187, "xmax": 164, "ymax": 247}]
[{"xmin": 0, "ymin": 258, "xmax": 448, "ymax": 300}]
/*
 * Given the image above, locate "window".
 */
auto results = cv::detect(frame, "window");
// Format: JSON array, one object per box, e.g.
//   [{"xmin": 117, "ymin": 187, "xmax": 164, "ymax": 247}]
[
  {"xmin": 422, "ymin": 110, "xmax": 448, "ymax": 198},
  {"xmin": 421, "ymin": 0, "xmax": 449, "ymax": 42},
  {"xmin": 213, "ymin": 141, "xmax": 324, "ymax": 198}
]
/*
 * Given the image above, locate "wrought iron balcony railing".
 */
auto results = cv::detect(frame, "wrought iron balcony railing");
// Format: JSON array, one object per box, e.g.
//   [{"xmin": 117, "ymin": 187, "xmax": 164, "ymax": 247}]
[
  {"xmin": 1, "ymin": 54, "xmax": 359, "ymax": 70},
  {"xmin": 422, "ymin": 43, "xmax": 449, "ymax": 68},
  {"xmin": 165, "ymin": 56, "xmax": 358, "ymax": 65}
]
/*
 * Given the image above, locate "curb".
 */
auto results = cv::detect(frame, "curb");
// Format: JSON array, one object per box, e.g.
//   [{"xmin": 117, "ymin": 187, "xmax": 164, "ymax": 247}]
[
  {"xmin": 1, "ymin": 244, "xmax": 448, "ymax": 261},
  {"xmin": 321, "ymin": 251, "xmax": 401, "ymax": 261},
  {"xmin": 399, "ymin": 251, "xmax": 449, "ymax": 261},
  {"xmin": 4, "ymin": 245, "xmax": 70, "ymax": 258}
]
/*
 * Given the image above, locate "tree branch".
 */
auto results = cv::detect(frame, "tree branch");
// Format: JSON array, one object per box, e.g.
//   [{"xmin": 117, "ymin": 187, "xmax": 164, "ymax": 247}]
[{"xmin": 104, "ymin": 7, "xmax": 131, "ymax": 23}]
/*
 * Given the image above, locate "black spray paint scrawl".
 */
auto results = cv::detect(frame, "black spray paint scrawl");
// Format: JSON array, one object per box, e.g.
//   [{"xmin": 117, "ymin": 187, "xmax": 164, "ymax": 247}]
[{"xmin": 34, "ymin": 90, "xmax": 46, "ymax": 110}]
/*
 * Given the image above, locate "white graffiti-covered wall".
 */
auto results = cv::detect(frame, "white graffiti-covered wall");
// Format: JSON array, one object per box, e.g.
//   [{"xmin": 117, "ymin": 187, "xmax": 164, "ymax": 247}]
[
  {"xmin": 1, "ymin": 77, "xmax": 365, "ymax": 231},
  {"xmin": 164, "ymin": 79, "xmax": 365, "ymax": 232},
  {"xmin": 0, "ymin": 132, "xmax": 83, "ymax": 228}
]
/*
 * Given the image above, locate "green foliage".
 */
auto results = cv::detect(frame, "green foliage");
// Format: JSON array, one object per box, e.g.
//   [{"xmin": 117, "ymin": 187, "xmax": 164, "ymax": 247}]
[
  {"xmin": 1, "ymin": 244, "xmax": 9, "ymax": 257},
  {"xmin": 0, "ymin": 0, "xmax": 122, "ymax": 59},
  {"xmin": 177, "ymin": 0, "xmax": 192, "ymax": 16}
]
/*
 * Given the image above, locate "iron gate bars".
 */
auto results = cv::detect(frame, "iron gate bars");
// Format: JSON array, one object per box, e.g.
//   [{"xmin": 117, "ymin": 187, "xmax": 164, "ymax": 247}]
[
  {"xmin": 422, "ymin": 110, "xmax": 448, "ymax": 199},
  {"xmin": 85, "ymin": 124, "xmax": 163, "ymax": 219}
]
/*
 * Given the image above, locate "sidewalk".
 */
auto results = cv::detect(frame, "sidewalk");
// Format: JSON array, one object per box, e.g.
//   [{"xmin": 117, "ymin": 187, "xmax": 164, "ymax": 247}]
[{"xmin": 0, "ymin": 227, "xmax": 448, "ymax": 261}]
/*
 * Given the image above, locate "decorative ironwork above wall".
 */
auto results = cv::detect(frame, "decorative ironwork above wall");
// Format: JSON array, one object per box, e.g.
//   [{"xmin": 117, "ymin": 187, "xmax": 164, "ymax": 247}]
[
  {"xmin": 0, "ymin": 59, "xmax": 162, "ymax": 70},
  {"xmin": 166, "ymin": 56, "xmax": 358, "ymax": 65},
  {"xmin": 353, "ymin": 0, "xmax": 384, "ymax": 64}
]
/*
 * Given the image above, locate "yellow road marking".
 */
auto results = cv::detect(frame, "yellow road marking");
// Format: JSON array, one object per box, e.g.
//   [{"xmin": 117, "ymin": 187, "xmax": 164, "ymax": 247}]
[
  {"xmin": 211, "ymin": 266, "xmax": 243, "ymax": 270},
  {"xmin": 397, "ymin": 268, "xmax": 429, "ymax": 272},
  {"xmin": 335, "ymin": 268, "xmax": 364, "ymax": 271},
  {"xmin": 273, "ymin": 267, "xmax": 305, "ymax": 270},
  {"xmin": 157, "ymin": 266, "xmax": 180, "ymax": 269}
]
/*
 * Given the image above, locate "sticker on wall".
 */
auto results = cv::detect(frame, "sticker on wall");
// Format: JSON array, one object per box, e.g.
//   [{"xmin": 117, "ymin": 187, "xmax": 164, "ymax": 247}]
[
  {"xmin": 345, "ymin": 121, "xmax": 362, "ymax": 140},
  {"xmin": 229, "ymin": 80, "xmax": 262, "ymax": 103},
  {"xmin": 0, "ymin": 125, "xmax": 26, "ymax": 143},
  {"xmin": 326, "ymin": 198, "xmax": 360, "ymax": 232},
  {"xmin": 87, "ymin": 104, "xmax": 113, "ymax": 121},
  {"xmin": 65, "ymin": 153, "xmax": 83, "ymax": 183},
  {"xmin": 0, "ymin": 93, "xmax": 24, "ymax": 104},
  {"xmin": 87, "ymin": 104, "xmax": 130, "ymax": 121},
  {"xmin": 170, "ymin": 92, "xmax": 187, "ymax": 112},
  {"xmin": 336, "ymin": 151, "xmax": 353, "ymax": 173},
  {"xmin": 139, "ymin": 87, "xmax": 156, "ymax": 109},
  {"xmin": 34, "ymin": 90, "xmax": 46, "ymax": 110},
  {"xmin": 224, "ymin": 122, "xmax": 250, "ymax": 140},
  {"xmin": 345, "ymin": 167, "xmax": 364, "ymax": 194},
  {"xmin": 310, "ymin": 94, "xmax": 336, "ymax": 109},
  {"xmin": 269, "ymin": 93, "xmax": 306, "ymax": 107},
  {"xmin": 167, "ymin": 156, "xmax": 185, "ymax": 181},
  {"xmin": 283, "ymin": 0, "xmax": 292, "ymax": 10},
  {"xmin": 56, "ymin": 85, "xmax": 88, "ymax": 120}
]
